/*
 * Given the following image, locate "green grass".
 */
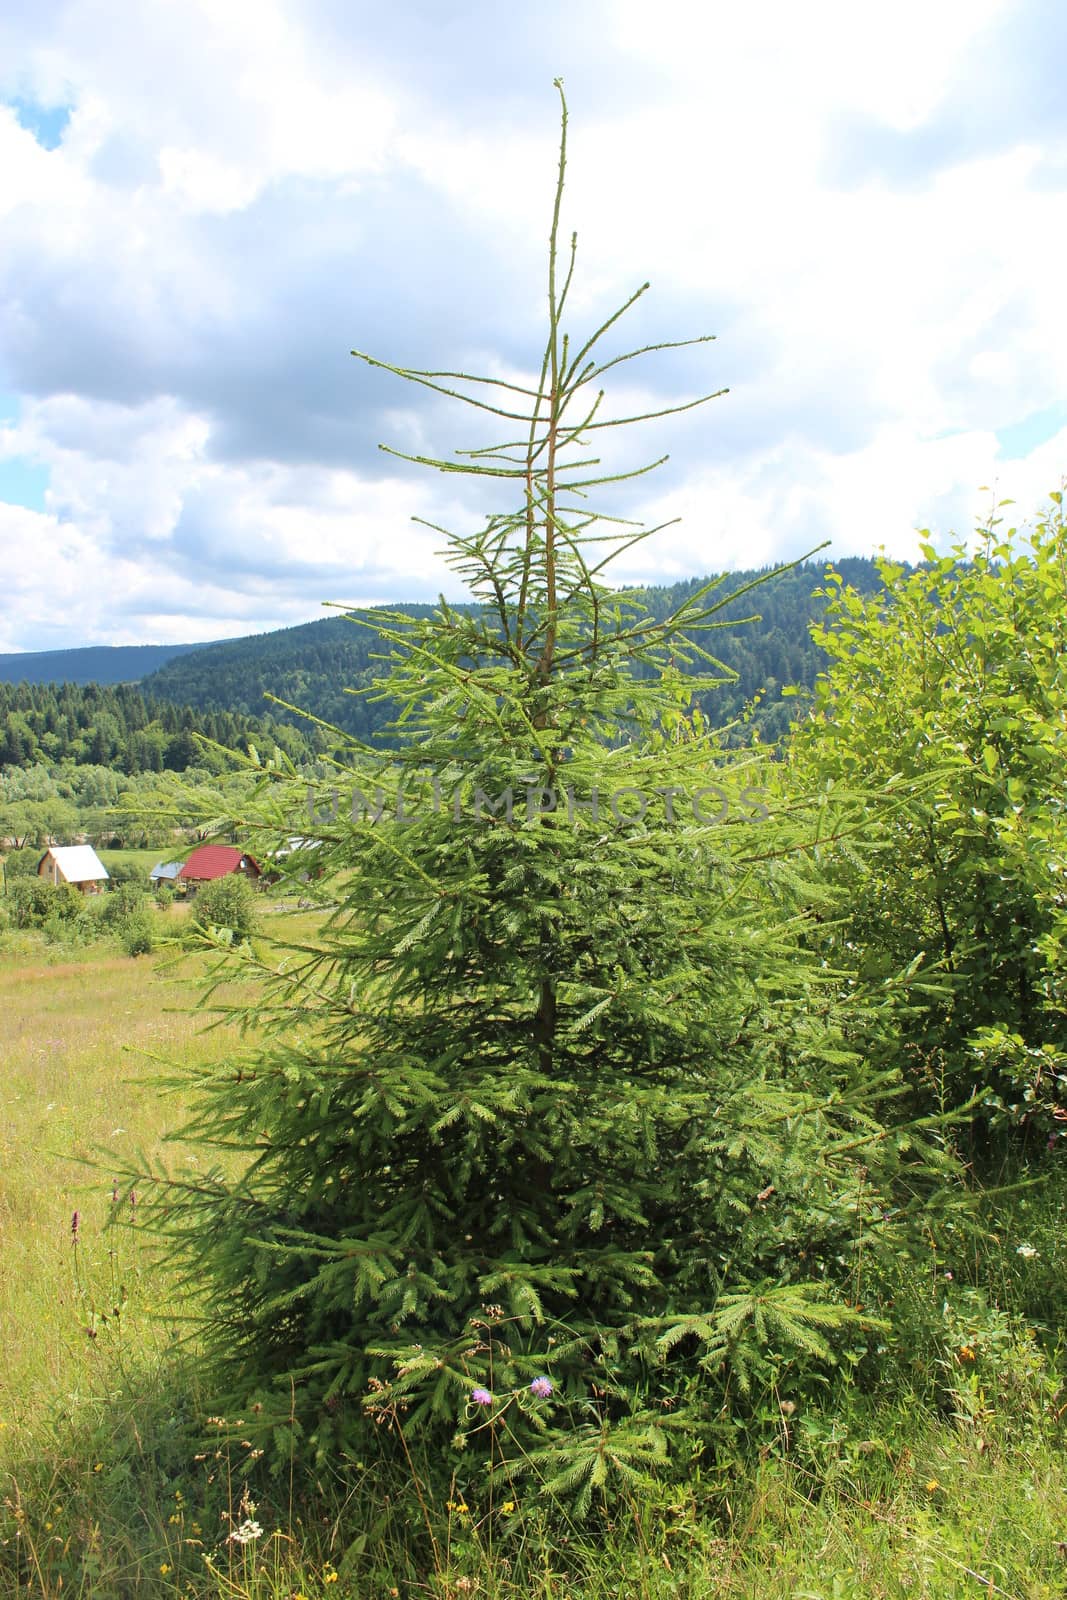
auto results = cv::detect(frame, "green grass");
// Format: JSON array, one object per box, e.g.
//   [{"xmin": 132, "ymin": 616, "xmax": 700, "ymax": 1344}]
[
  {"xmin": 0, "ymin": 942, "xmax": 235, "ymax": 1441},
  {"xmin": 2, "ymin": 931, "xmax": 1067, "ymax": 1598}
]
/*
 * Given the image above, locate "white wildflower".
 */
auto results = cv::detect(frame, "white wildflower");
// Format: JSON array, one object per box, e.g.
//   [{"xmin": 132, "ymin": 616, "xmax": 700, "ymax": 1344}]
[
  {"xmin": 1016, "ymin": 1243, "xmax": 1038, "ymax": 1259},
  {"xmin": 226, "ymin": 1519, "xmax": 263, "ymax": 1545}
]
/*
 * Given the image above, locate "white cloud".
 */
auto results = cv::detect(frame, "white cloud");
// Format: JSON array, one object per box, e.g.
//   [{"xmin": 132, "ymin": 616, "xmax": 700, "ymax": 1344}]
[
  {"xmin": 0, "ymin": 0, "xmax": 1064, "ymax": 652},
  {"xmin": 1, "ymin": 390, "xmax": 477, "ymax": 646}
]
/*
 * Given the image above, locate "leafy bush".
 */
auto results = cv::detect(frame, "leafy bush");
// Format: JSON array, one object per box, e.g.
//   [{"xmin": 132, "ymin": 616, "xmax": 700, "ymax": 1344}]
[
  {"xmin": 96, "ymin": 880, "xmax": 159, "ymax": 954},
  {"xmin": 2, "ymin": 846, "xmax": 42, "ymax": 881},
  {"xmin": 119, "ymin": 908, "xmax": 157, "ymax": 957},
  {"xmin": 788, "ymin": 496, "xmax": 1067, "ymax": 1148},
  {"xmin": 42, "ymin": 909, "xmax": 98, "ymax": 948},
  {"xmin": 99, "ymin": 883, "xmax": 147, "ymax": 921},
  {"xmin": 102, "ymin": 881, "xmax": 150, "ymax": 926},
  {"xmin": 4, "ymin": 877, "xmax": 49, "ymax": 928},
  {"xmin": 6, "ymin": 877, "xmax": 84, "ymax": 930},
  {"xmin": 192, "ymin": 873, "xmax": 258, "ymax": 940}
]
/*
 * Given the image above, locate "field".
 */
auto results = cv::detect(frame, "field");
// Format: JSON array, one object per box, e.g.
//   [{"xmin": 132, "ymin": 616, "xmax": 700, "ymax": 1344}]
[
  {"xmin": 1, "ymin": 941, "xmax": 198, "ymax": 1442},
  {"xmin": 2, "ymin": 925, "xmax": 1067, "ymax": 1598}
]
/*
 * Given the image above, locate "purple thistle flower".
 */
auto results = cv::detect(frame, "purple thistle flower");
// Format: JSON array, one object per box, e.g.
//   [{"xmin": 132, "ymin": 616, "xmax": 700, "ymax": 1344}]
[
  {"xmin": 471, "ymin": 1387, "xmax": 493, "ymax": 1407},
  {"xmin": 530, "ymin": 1375, "xmax": 553, "ymax": 1398},
  {"xmin": 70, "ymin": 1210, "xmax": 81, "ymax": 1241}
]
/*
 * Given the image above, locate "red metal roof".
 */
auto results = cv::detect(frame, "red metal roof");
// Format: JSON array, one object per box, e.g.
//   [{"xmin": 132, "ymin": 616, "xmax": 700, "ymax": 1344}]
[{"xmin": 179, "ymin": 845, "xmax": 260, "ymax": 882}]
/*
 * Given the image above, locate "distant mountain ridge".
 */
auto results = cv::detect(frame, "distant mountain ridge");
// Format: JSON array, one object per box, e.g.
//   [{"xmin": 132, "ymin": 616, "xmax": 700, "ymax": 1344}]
[
  {"xmin": 0, "ymin": 558, "xmax": 895, "ymax": 750},
  {"xmin": 140, "ymin": 558, "xmax": 892, "ymax": 746},
  {"xmin": 0, "ymin": 640, "xmax": 212, "ymax": 687}
]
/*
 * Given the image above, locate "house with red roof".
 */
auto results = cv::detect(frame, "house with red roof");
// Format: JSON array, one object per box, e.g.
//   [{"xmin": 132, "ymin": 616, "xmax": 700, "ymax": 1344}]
[{"xmin": 179, "ymin": 845, "xmax": 261, "ymax": 890}]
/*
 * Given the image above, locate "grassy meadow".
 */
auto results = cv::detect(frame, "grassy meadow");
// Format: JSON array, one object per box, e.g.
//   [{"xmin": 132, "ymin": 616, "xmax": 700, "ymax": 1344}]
[
  {"xmin": 2, "ymin": 921, "xmax": 1067, "ymax": 1593},
  {"xmin": 1, "ymin": 915, "xmax": 1066, "ymax": 1598}
]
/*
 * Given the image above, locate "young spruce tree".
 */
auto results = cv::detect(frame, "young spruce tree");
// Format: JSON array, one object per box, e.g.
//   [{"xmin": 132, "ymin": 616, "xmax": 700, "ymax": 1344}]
[{"xmin": 128, "ymin": 86, "xmax": 952, "ymax": 1508}]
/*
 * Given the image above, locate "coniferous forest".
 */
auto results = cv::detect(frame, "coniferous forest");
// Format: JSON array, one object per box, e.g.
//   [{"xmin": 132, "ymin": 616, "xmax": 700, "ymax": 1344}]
[
  {"xmin": 0, "ymin": 679, "xmax": 313, "ymax": 772},
  {"xmin": 135, "ymin": 559, "xmax": 888, "ymax": 746},
  {"xmin": 0, "ymin": 560, "xmax": 887, "ymax": 775}
]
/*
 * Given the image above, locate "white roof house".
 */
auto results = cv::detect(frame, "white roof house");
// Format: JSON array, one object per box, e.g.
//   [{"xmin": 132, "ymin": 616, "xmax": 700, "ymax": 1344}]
[
  {"xmin": 272, "ymin": 837, "xmax": 324, "ymax": 859},
  {"xmin": 38, "ymin": 845, "xmax": 110, "ymax": 891}
]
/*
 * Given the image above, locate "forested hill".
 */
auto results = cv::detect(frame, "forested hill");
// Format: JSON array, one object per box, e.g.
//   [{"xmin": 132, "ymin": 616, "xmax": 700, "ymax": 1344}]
[
  {"xmin": 0, "ymin": 640, "xmax": 210, "ymax": 688},
  {"xmin": 142, "ymin": 557, "xmax": 891, "ymax": 745},
  {"xmin": 0, "ymin": 680, "xmax": 313, "ymax": 772}
]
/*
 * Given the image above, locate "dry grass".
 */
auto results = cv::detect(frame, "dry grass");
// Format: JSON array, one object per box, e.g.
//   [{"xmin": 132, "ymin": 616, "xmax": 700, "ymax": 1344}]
[
  {"xmin": 0, "ymin": 901, "xmax": 327, "ymax": 1454},
  {"xmin": 0, "ymin": 937, "xmax": 244, "ymax": 1449}
]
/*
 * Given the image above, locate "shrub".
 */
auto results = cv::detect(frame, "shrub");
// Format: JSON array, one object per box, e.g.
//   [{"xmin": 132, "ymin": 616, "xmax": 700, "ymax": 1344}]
[
  {"xmin": 119, "ymin": 909, "xmax": 156, "ymax": 957},
  {"xmin": 6, "ymin": 877, "xmax": 84, "ymax": 930},
  {"xmin": 192, "ymin": 874, "xmax": 258, "ymax": 940},
  {"xmin": 5, "ymin": 877, "xmax": 51, "ymax": 927},
  {"xmin": 2, "ymin": 847, "xmax": 41, "ymax": 882},
  {"xmin": 98, "ymin": 880, "xmax": 160, "ymax": 954},
  {"xmin": 101, "ymin": 881, "xmax": 149, "ymax": 927},
  {"xmin": 787, "ymin": 497, "xmax": 1067, "ymax": 1148},
  {"xmin": 42, "ymin": 908, "xmax": 97, "ymax": 948}
]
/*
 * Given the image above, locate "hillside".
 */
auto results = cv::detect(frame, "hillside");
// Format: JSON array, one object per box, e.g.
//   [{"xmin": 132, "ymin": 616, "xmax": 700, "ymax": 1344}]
[
  {"xmin": 141, "ymin": 557, "xmax": 891, "ymax": 745},
  {"xmin": 0, "ymin": 640, "xmax": 212, "ymax": 687},
  {"xmin": 0, "ymin": 679, "xmax": 314, "ymax": 772},
  {"xmin": 0, "ymin": 558, "xmax": 896, "ymax": 756}
]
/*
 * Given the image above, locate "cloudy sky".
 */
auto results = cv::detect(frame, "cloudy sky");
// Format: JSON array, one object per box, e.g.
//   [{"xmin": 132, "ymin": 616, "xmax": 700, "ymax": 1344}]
[{"xmin": 1, "ymin": 0, "xmax": 1065, "ymax": 654}]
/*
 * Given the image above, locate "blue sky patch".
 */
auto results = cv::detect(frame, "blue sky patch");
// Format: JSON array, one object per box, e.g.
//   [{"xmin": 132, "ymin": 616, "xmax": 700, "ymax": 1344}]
[
  {"xmin": 996, "ymin": 405, "xmax": 1067, "ymax": 460},
  {"xmin": 0, "ymin": 394, "xmax": 48, "ymax": 510},
  {"xmin": 0, "ymin": 457, "xmax": 49, "ymax": 512},
  {"xmin": 9, "ymin": 96, "xmax": 72, "ymax": 151}
]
